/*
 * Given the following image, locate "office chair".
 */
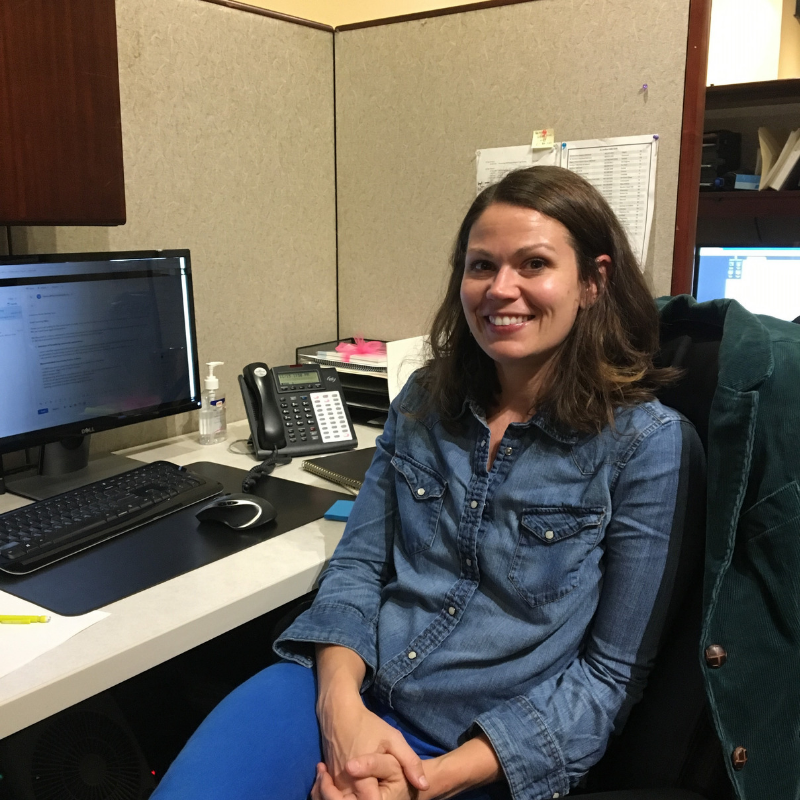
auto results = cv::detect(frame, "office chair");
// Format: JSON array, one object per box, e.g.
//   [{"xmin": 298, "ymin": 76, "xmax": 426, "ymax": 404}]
[{"xmin": 576, "ymin": 324, "xmax": 732, "ymax": 800}]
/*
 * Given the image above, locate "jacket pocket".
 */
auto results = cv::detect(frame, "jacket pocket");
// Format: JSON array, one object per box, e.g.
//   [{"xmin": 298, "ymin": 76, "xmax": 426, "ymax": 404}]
[
  {"xmin": 741, "ymin": 481, "xmax": 800, "ymax": 639},
  {"xmin": 509, "ymin": 505, "xmax": 605, "ymax": 608},
  {"xmin": 391, "ymin": 454, "xmax": 447, "ymax": 555}
]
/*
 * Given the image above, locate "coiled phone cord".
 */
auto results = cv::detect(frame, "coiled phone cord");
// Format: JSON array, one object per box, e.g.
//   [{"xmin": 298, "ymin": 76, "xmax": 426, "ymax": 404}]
[{"xmin": 241, "ymin": 446, "xmax": 292, "ymax": 493}]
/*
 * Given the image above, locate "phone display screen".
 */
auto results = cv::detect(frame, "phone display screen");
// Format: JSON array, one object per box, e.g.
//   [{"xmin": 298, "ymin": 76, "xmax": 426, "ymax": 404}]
[{"xmin": 277, "ymin": 369, "xmax": 319, "ymax": 388}]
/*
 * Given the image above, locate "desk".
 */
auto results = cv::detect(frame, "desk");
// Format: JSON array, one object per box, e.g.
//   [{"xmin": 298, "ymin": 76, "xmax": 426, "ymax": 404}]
[{"xmin": 0, "ymin": 419, "xmax": 379, "ymax": 740}]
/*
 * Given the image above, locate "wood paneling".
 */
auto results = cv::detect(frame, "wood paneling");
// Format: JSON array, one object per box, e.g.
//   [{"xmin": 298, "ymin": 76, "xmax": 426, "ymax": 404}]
[
  {"xmin": 0, "ymin": 0, "xmax": 125, "ymax": 225},
  {"xmin": 706, "ymin": 77, "xmax": 800, "ymax": 109},
  {"xmin": 671, "ymin": 0, "xmax": 712, "ymax": 296},
  {"xmin": 699, "ymin": 189, "xmax": 800, "ymax": 218}
]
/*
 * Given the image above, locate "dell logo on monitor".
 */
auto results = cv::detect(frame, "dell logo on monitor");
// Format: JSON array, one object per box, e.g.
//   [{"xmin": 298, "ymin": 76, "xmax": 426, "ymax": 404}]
[{"xmin": 81, "ymin": 427, "xmax": 95, "ymax": 434}]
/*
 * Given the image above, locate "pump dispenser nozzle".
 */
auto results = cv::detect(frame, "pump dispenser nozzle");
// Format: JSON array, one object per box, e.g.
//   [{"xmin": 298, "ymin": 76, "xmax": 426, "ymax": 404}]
[{"xmin": 204, "ymin": 361, "xmax": 224, "ymax": 391}]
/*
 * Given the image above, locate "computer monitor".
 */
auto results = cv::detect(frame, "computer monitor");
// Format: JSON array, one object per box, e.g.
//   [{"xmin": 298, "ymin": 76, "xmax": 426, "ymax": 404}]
[
  {"xmin": 0, "ymin": 250, "xmax": 201, "ymax": 497},
  {"xmin": 694, "ymin": 246, "xmax": 800, "ymax": 322}
]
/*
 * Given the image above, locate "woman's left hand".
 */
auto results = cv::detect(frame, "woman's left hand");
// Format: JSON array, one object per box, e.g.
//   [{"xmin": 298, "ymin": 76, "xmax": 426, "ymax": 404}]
[{"xmin": 312, "ymin": 756, "xmax": 423, "ymax": 800}]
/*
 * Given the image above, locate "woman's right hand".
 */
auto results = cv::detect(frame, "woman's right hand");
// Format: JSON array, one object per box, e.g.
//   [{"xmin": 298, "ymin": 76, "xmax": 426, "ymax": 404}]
[{"xmin": 315, "ymin": 645, "xmax": 429, "ymax": 800}]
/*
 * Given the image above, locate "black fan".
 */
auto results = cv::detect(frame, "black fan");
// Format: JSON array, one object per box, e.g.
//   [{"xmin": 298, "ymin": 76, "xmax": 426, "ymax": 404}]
[{"xmin": 0, "ymin": 695, "xmax": 154, "ymax": 800}]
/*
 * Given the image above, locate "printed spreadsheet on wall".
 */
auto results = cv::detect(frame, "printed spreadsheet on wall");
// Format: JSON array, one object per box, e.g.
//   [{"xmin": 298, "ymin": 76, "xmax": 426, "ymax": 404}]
[{"xmin": 476, "ymin": 134, "xmax": 658, "ymax": 269}]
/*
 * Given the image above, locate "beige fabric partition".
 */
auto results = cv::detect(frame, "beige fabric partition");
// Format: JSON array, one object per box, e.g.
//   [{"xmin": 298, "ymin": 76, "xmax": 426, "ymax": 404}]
[
  {"xmin": 8, "ymin": 0, "xmax": 695, "ymax": 455},
  {"xmin": 13, "ymin": 0, "xmax": 337, "ymax": 453},
  {"xmin": 334, "ymin": 0, "xmax": 691, "ymax": 341}
]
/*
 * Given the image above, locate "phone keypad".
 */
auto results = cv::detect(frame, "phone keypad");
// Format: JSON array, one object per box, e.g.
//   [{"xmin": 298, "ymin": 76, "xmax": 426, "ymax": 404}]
[{"xmin": 281, "ymin": 395, "xmax": 318, "ymax": 444}]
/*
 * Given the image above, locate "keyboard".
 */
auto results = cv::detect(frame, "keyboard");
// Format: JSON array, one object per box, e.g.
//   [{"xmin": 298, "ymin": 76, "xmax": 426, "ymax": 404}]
[{"xmin": 0, "ymin": 461, "xmax": 224, "ymax": 575}]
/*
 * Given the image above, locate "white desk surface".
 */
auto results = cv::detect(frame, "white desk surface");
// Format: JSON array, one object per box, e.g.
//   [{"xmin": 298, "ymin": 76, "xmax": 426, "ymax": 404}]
[{"xmin": 0, "ymin": 419, "xmax": 379, "ymax": 740}]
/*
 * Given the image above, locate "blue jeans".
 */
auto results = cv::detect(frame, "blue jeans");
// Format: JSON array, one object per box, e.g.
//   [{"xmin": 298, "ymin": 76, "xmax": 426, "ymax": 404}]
[{"xmin": 151, "ymin": 662, "xmax": 507, "ymax": 800}]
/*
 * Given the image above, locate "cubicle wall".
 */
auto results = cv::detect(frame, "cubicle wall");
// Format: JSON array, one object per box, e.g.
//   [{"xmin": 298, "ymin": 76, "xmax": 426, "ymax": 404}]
[
  {"xmin": 9, "ymin": 0, "xmax": 695, "ymax": 452},
  {"xmin": 334, "ymin": 0, "xmax": 692, "ymax": 340},
  {"xmin": 12, "ymin": 0, "xmax": 337, "ymax": 453}
]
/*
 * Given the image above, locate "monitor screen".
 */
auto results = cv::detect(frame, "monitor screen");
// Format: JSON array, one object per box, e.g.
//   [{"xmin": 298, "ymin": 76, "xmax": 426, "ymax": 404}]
[
  {"xmin": 0, "ymin": 250, "xmax": 201, "ymax": 454},
  {"xmin": 695, "ymin": 246, "xmax": 800, "ymax": 322}
]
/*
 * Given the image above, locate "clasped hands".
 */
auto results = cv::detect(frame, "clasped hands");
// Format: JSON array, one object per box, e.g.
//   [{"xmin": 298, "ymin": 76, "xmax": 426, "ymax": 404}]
[{"xmin": 311, "ymin": 695, "xmax": 434, "ymax": 800}]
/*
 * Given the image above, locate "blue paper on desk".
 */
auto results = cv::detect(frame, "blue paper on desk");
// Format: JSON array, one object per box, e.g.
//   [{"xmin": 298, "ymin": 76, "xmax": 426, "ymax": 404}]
[{"xmin": 324, "ymin": 500, "xmax": 355, "ymax": 521}]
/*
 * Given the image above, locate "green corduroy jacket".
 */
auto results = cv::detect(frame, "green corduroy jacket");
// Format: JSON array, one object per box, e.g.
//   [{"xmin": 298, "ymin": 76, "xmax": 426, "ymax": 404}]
[{"xmin": 658, "ymin": 295, "xmax": 800, "ymax": 800}]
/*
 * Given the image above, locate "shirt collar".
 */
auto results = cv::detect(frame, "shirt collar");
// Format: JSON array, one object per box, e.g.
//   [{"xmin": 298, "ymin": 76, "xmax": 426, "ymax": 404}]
[{"xmin": 466, "ymin": 399, "xmax": 581, "ymax": 445}]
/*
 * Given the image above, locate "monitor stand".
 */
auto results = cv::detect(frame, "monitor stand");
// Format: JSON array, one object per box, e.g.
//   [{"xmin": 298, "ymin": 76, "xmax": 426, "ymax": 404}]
[{"xmin": 5, "ymin": 436, "xmax": 142, "ymax": 501}]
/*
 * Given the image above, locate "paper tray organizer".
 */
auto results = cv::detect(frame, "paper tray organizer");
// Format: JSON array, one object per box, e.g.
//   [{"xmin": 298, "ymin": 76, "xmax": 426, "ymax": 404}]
[{"xmin": 296, "ymin": 339, "xmax": 390, "ymax": 427}]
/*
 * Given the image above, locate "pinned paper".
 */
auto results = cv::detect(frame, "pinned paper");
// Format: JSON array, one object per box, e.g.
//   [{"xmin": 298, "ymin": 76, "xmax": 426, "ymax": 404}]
[
  {"xmin": 561, "ymin": 134, "xmax": 659, "ymax": 268},
  {"xmin": 476, "ymin": 145, "xmax": 560, "ymax": 193},
  {"xmin": 532, "ymin": 129, "xmax": 555, "ymax": 149}
]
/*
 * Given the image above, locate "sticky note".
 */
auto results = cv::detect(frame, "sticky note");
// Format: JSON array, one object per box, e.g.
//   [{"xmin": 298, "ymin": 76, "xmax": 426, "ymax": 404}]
[
  {"xmin": 324, "ymin": 500, "xmax": 355, "ymax": 521},
  {"xmin": 531, "ymin": 129, "xmax": 555, "ymax": 149}
]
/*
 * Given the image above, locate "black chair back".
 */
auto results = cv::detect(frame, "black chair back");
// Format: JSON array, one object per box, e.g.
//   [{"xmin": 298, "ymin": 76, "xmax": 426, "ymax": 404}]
[{"xmin": 580, "ymin": 322, "xmax": 733, "ymax": 800}]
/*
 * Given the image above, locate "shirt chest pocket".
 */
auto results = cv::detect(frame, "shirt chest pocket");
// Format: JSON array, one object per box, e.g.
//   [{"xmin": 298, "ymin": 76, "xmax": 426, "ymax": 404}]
[
  {"xmin": 391, "ymin": 454, "xmax": 447, "ymax": 555},
  {"xmin": 509, "ymin": 505, "xmax": 605, "ymax": 608}
]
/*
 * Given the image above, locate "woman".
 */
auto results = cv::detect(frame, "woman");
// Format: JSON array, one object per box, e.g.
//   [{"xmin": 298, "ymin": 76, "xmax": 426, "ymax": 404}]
[{"xmin": 153, "ymin": 166, "xmax": 699, "ymax": 800}]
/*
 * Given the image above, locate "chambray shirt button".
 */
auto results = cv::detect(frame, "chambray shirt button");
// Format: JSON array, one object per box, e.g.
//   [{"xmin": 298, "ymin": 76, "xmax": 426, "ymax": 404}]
[
  {"xmin": 417, "ymin": 488, "xmax": 425, "ymax": 496},
  {"xmin": 504, "ymin": 447, "xmax": 513, "ymax": 455},
  {"xmin": 408, "ymin": 651, "xmax": 417, "ymax": 660},
  {"xmin": 448, "ymin": 606, "xmax": 456, "ymax": 615},
  {"xmin": 481, "ymin": 439, "xmax": 486, "ymax": 446},
  {"xmin": 545, "ymin": 530, "xmax": 555, "ymax": 540},
  {"xmin": 553, "ymin": 794, "xmax": 560, "ymax": 799},
  {"xmin": 470, "ymin": 500, "xmax": 478, "ymax": 509},
  {"xmin": 465, "ymin": 558, "xmax": 472, "ymax": 566}
]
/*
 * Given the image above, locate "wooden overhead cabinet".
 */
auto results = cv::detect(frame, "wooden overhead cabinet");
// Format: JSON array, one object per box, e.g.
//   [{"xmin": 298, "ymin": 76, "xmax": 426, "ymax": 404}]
[{"xmin": 0, "ymin": 0, "xmax": 126, "ymax": 225}]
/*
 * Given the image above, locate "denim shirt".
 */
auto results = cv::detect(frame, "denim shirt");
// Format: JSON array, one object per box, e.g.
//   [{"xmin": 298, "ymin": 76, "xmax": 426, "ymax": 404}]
[{"xmin": 276, "ymin": 377, "xmax": 696, "ymax": 800}]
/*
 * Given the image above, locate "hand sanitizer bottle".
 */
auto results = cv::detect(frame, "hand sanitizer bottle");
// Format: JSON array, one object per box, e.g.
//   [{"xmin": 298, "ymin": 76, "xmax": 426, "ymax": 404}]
[{"xmin": 199, "ymin": 361, "xmax": 227, "ymax": 445}]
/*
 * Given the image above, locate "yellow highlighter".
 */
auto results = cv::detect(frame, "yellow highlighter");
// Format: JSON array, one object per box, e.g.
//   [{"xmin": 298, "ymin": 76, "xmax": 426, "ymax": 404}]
[{"xmin": 0, "ymin": 615, "xmax": 50, "ymax": 624}]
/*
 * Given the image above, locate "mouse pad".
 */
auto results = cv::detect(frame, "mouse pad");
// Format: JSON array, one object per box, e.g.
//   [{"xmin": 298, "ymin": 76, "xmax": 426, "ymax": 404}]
[{"xmin": 0, "ymin": 461, "xmax": 350, "ymax": 616}]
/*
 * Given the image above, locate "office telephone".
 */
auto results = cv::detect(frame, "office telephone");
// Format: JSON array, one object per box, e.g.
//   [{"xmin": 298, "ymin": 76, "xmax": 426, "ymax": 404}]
[{"xmin": 239, "ymin": 362, "xmax": 358, "ymax": 459}]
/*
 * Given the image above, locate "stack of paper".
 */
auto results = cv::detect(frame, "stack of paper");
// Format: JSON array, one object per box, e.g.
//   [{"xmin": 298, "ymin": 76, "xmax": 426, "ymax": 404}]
[
  {"xmin": 310, "ymin": 350, "xmax": 388, "ymax": 373},
  {"xmin": 757, "ymin": 127, "xmax": 786, "ymax": 186},
  {"xmin": 759, "ymin": 127, "xmax": 800, "ymax": 190}
]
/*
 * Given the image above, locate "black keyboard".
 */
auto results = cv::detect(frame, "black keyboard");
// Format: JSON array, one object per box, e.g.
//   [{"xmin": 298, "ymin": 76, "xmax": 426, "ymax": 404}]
[{"xmin": 0, "ymin": 461, "xmax": 224, "ymax": 575}]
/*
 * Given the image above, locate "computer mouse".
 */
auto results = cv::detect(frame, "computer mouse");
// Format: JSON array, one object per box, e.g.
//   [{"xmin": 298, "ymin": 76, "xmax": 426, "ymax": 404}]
[{"xmin": 195, "ymin": 493, "xmax": 277, "ymax": 530}]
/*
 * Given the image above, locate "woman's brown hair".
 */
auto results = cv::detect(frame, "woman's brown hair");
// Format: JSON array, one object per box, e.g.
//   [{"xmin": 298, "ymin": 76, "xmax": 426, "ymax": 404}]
[{"xmin": 420, "ymin": 165, "xmax": 673, "ymax": 434}]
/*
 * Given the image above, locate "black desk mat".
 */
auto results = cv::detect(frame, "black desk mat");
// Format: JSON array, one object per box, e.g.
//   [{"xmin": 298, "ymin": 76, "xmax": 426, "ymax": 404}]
[{"xmin": 0, "ymin": 461, "xmax": 350, "ymax": 616}]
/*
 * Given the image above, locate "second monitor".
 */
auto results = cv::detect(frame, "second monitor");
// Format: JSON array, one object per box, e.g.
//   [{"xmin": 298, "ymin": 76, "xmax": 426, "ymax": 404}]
[{"xmin": 695, "ymin": 246, "xmax": 800, "ymax": 322}]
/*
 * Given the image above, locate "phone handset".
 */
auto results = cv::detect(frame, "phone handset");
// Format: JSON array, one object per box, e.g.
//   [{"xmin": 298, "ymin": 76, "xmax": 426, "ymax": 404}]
[{"xmin": 242, "ymin": 362, "xmax": 286, "ymax": 451}]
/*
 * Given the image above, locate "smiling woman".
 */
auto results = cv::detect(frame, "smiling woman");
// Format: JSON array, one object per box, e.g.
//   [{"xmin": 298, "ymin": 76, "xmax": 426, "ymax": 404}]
[
  {"xmin": 151, "ymin": 166, "xmax": 702, "ymax": 800},
  {"xmin": 422, "ymin": 166, "xmax": 675, "ymax": 437}
]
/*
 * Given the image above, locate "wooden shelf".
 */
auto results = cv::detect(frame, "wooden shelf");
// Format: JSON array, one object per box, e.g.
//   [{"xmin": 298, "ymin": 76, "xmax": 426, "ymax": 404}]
[
  {"xmin": 698, "ymin": 190, "xmax": 800, "ymax": 218},
  {"xmin": 705, "ymin": 78, "xmax": 800, "ymax": 110}
]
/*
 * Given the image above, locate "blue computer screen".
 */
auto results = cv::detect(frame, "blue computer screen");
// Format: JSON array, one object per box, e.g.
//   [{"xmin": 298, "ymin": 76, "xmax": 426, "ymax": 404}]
[{"xmin": 695, "ymin": 247, "xmax": 800, "ymax": 322}]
